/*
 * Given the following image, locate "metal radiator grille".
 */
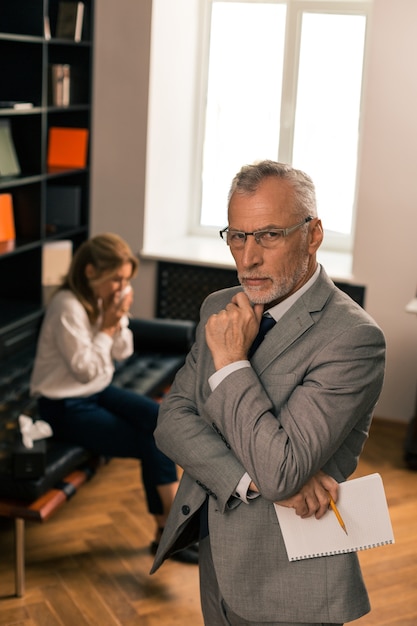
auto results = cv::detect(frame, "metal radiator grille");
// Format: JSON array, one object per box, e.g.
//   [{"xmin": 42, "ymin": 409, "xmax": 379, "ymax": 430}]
[
  {"xmin": 156, "ymin": 261, "xmax": 365, "ymax": 321},
  {"xmin": 157, "ymin": 262, "xmax": 239, "ymax": 321}
]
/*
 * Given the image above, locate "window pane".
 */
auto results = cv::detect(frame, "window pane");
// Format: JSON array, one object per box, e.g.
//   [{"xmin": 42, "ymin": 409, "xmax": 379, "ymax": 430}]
[
  {"xmin": 292, "ymin": 12, "xmax": 366, "ymax": 237},
  {"xmin": 200, "ymin": 2, "xmax": 286, "ymax": 227}
]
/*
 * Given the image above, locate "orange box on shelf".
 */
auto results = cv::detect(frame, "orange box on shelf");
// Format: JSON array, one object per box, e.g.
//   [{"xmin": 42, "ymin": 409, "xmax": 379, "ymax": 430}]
[
  {"xmin": 47, "ymin": 126, "xmax": 89, "ymax": 169},
  {"xmin": 0, "ymin": 193, "xmax": 16, "ymax": 241}
]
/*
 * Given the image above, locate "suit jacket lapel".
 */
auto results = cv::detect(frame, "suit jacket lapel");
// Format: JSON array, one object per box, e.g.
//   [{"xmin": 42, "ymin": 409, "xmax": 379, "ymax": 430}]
[{"xmin": 252, "ymin": 267, "xmax": 335, "ymax": 372}]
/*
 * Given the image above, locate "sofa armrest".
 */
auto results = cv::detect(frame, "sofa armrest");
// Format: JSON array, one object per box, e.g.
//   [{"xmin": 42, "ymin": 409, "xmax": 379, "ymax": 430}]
[{"xmin": 128, "ymin": 317, "xmax": 196, "ymax": 355}]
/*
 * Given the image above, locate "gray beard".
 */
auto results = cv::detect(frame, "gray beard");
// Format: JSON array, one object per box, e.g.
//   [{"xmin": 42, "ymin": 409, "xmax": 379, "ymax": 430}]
[{"xmin": 239, "ymin": 257, "xmax": 309, "ymax": 305}]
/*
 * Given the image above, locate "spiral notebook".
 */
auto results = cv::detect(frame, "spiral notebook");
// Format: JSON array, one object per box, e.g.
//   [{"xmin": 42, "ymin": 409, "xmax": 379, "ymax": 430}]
[{"xmin": 274, "ymin": 473, "xmax": 394, "ymax": 561}]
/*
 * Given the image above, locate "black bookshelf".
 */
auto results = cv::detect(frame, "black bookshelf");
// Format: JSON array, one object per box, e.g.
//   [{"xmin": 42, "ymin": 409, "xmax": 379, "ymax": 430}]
[{"xmin": 0, "ymin": 0, "xmax": 94, "ymax": 336}]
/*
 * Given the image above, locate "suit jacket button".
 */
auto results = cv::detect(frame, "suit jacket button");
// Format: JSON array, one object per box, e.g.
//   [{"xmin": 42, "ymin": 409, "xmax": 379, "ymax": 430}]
[{"xmin": 181, "ymin": 505, "xmax": 191, "ymax": 516}]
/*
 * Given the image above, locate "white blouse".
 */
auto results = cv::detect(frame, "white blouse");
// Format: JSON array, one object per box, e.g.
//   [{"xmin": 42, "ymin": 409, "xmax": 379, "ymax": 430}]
[{"xmin": 30, "ymin": 289, "xmax": 133, "ymax": 399}]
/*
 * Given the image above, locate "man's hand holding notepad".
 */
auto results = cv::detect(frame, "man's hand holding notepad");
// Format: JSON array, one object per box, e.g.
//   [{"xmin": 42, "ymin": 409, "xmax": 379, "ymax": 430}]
[{"xmin": 274, "ymin": 473, "xmax": 394, "ymax": 561}]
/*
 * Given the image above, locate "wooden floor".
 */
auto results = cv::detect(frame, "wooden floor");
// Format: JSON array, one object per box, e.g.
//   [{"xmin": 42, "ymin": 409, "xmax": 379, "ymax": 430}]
[{"xmin": 0, "ymin": 417, "xmax": 416, "ymax": 625}]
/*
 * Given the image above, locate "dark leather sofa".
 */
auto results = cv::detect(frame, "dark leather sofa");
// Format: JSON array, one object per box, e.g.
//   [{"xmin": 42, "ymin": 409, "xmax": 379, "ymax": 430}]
[{"xmin": 0, "ymin": 317, "xmax": 196, "ymax": 502}]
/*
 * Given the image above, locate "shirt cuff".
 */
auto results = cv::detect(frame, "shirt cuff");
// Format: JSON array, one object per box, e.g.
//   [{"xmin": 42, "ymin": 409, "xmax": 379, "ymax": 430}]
[
  {"xmin": 95, "ymin": 331, "xmax": 114, "ymax": 348},
  {"xmin": 233, "ymin": 472, "xmax": 259, "ymax": 504},
  {"xmin": 119, "ymin": 314, "xmax": 130, "ymax": 328},
  {"xmin": 208, "ymin": 360, "xmax": 251, "ymax": 391}
]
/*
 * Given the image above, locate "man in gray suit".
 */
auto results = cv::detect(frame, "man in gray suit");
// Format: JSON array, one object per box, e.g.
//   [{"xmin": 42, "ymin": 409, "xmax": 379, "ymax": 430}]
[{"xmin": 151, "ymin": 161, "xmax": 386, "ymax": 625}]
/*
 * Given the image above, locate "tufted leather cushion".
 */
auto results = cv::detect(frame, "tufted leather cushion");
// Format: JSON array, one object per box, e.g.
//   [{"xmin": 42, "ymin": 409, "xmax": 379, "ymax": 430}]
[{"xmin": 0, "ymin": 441, "xmax": 91, "ymax": 501}]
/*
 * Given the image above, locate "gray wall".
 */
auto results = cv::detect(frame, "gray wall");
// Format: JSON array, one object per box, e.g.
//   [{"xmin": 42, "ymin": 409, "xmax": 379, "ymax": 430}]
[{"xmin": 90, "ymin": 0, "xmax": 155, "ymax": 317}]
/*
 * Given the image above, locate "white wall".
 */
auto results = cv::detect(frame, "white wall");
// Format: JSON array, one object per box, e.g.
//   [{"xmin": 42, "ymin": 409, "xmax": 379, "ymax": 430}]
[
  {"xmin": 91, "ymin": 0, "xmax": 417, "ymax": 423},
  {"xmin": 352, "ymin": 0, "xmax": 417, "ymax": 421}
]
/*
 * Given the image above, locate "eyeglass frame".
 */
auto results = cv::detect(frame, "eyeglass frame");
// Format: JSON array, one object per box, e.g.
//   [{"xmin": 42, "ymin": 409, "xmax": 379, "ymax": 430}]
[{"xmin": 219, "ymin": 216, "xmax": 314, "ymax": 248}]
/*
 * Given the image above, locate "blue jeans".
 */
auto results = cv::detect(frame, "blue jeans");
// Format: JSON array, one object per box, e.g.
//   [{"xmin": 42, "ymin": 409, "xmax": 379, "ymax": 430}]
[{"xmin": 37, "ymin": 385, "xmax": 177, "ymax": 515}]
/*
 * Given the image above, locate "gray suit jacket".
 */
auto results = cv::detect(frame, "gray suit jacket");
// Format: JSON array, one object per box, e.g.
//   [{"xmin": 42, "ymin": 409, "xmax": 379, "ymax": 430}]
[{"xmin": 151, "ymin": 267, "xmax": 386, "ymax": 623}]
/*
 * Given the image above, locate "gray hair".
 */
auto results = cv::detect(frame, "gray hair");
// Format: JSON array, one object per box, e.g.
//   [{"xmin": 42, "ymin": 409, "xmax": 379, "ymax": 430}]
[{"xmin": 227, "ymin": 160, "xmax": 317, "ymax": 219}]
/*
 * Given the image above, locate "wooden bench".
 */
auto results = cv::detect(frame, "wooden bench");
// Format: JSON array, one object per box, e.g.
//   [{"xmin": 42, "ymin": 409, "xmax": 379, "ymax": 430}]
[
  {"xmin": 0, "ymin": 454, "xmax": 104, "ymax": 597},
  {"xmin": 0, "ymin": 317, "xmax": 195, "ymax": 597}
]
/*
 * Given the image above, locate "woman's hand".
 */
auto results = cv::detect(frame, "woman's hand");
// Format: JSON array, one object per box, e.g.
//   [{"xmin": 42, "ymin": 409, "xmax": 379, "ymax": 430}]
[{"xmin": 101, "ymin": 286, "xmax": 133, "ymax": 335}]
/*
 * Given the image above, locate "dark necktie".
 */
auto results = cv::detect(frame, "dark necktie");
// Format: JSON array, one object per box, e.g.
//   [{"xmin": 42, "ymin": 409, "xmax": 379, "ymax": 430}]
[{"xmin": 248, "ymin": 314, "xmax": 276, "ymax": 359}]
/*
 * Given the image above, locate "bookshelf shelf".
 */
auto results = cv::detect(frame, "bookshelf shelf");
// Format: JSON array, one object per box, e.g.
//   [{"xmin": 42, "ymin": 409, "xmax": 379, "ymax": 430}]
[
  {"xmin": 0, "ymin": 34, "xmax": 45, "ymax": 44},
  {"xmin": 0, "ymin": 0, "xmax": 94, "ymax": 333}
]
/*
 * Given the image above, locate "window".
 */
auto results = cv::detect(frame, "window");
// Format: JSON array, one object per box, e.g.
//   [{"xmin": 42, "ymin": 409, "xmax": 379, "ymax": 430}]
[
  {"xmin": 196, "ymin": 0, "xmax": 369, "ymax": 252},
  {"xmin": 199, "ymin": 2, "xmax": 286, "ymax": 228},
  {"xmin": 144, "ymin": 0, "xmax": 370, "ymax": 272}
]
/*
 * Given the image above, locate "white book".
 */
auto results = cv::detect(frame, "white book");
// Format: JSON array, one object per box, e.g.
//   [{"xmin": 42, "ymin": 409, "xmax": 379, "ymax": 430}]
[
  {"xmin": 42, "ymin": 240, "xmax": 73, "ymax": 306},
  {"xmin": 274, "ymin": 473, "xmax": 394, "ymax": 561},
  {"xmin": 44, "ymin": 15, "xmax": 51, "ymax": 40},
  {"xmin": 51, "ymin": 64, "xmax": 71, "ymax": 107}
]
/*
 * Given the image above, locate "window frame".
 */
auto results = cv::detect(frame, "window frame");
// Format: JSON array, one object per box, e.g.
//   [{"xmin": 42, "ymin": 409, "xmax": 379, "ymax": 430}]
[{"xmin": 188, "ymin": 0, "xmax": 372, "ymax": 254}]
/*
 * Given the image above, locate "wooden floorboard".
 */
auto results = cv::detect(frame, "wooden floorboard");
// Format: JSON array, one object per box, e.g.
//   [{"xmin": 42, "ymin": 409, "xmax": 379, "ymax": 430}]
[{"xmin": 0, "ymin": 417, "xmax": 416, "ymax": 625}]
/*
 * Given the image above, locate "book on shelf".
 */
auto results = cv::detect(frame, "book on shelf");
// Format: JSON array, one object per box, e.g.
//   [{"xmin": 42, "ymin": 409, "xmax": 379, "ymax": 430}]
[
  {"xmin": 42, "ymin": 240, "xmax": 73, "ymax": 306},
  {"xmin": 0, "ymin": 119, "xmax": 21, "ymax": 177},
  {"xmin": 0, "ymin": 239, "xmax": 15, "ymax": 253},
  {"xmin": 47, "ymin": 127, "xmax": 89, "ymax": 169},
  {"xmin": 0, "ymin": 193, "xmax": 16, "ymax": 243},
  {"xmin": 0, "ymin": 101, "xmax": 34, "ymax": 111},
  {"xmin": 46, "ymin": 186, "xmax": 81, "ymax": 231},
  {"xmin": 56, "ymin": 1, "xmax": 85, "ymax": 42},
  {"xmin": 44, "ymin": 15, "xmax": 51, "ymax": 40},
  {"xmin": 50, "ymin": 64, "xmax": 71, "ymax": 107}
]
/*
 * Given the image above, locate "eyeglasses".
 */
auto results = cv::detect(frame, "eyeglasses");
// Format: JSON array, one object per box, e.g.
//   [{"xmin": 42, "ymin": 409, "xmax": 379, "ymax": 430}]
[{"xmin": 219, "ymin": 216, "xmax": 313, "ymax": 250}]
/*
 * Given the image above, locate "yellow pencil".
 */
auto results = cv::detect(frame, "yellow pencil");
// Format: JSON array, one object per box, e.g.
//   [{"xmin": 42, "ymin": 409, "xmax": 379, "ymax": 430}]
[{"xmin": 328, "ymin": 494, "xmax": 348, "ymax": 535}]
